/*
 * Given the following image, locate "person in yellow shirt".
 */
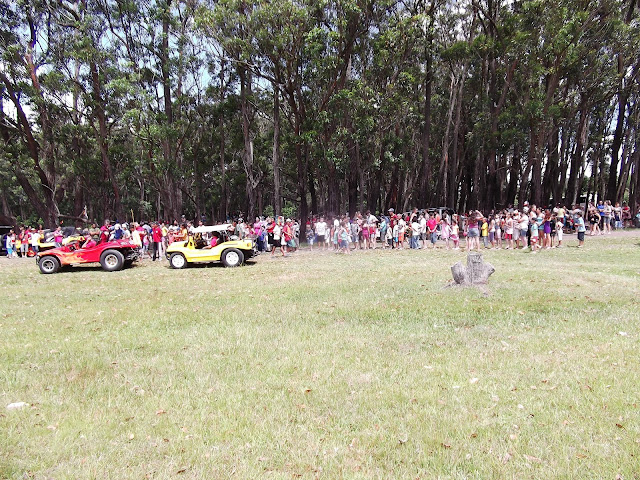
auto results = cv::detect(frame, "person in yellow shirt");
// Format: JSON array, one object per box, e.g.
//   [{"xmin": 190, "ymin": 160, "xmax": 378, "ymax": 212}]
[
  {"xmin": 481, "ymin": 218, "xmax": 489, "ymax": 248},
  {"xmin": 161, "ymin": 222, "xmax": 169, "ymax": 256}
]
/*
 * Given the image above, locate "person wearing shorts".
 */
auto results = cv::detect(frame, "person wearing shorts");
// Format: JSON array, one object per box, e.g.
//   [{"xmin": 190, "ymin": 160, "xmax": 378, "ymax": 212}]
[
  {"xmin": 575, "ymin": 212, "xmax": 586, "ymax": 247},
  {"xmin": 530, "ymin": 222, "xmax": 539, "ymax": 252},
  {"xmin": 5, "ymin": 229, "xmax": 15, "ymax": 258},
  {"xmin": 466, "ymin": 212, "xmax": 480, "ymax": 252},
  {"xmin": 361, "ymin": 222, "xmax": 370, "ymax": 249},
  {"xmin": 314, "ymin": 217, "xmax": 328, "ymax": 250}
]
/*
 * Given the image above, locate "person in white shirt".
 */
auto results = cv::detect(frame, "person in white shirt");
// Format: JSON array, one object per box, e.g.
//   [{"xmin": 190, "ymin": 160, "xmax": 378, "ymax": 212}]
[
  {"xmin": 518, "ymin": 213, "xmax": 529, "ymax": 248},
  {"xmin": 410, "ymin": 220, "xmax": 420, "ymax": 249},
  {"xmin": 30, "ymin": 229, "xmax": 41, "ymax": 253},
  {"xmin": 366, "ymin": 212, "xmax": 378, "ymax": 249},
  {"xmin": 397, "ymin": 218, "xmax": 406, "ymax": 249},
  {"xmin": 419, "ymin": 214, "xmax": 427, "ymax": 249},
  {"xmin": 315, "ymin": 217, "xmax": 328, "ymax": 250}
]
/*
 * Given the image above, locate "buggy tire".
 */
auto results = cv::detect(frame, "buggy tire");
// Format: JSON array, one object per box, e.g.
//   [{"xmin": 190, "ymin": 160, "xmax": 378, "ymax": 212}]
[
  {"xmin": 169, "ymin": 253, "xmax": 187, "ymax": 269},
  {"xmin": 38, "ymin": 256, "xmax": 60, "ymax": 274},
  {"xmin": 221, "ymin": 248, "xmax": 244, "ymax": 268},
  {"xmin": 100, "ymin": 249, "xmax": 125, "ymax": 272}
]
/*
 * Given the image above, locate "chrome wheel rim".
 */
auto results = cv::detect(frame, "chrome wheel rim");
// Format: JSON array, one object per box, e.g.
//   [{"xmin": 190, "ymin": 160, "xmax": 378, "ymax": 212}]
[
  {"xmin": 41, "ymin": 258, "xmax": 56, "ymax": 273},
  {"xmin": 105, "ymin": 254, "xmax": 118, "ymax": 268}
]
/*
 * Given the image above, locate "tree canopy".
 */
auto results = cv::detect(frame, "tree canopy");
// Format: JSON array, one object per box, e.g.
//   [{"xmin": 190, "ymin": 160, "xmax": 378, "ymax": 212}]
[{"xmin": 1, "ymin": 0, "xmax": 639, "ymax": 228}]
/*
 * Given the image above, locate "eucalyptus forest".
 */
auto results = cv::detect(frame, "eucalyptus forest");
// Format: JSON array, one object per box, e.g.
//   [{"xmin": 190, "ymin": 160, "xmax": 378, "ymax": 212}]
[{"xmin": 1, "ymin": 0, "xmax": 639, "ymax": 228}]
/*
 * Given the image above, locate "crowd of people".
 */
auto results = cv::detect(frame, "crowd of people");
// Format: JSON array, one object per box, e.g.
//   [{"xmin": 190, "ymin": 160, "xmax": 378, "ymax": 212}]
[{"xmin": 3, "ymin": 200, "xmax": 640, "ymax": 259}]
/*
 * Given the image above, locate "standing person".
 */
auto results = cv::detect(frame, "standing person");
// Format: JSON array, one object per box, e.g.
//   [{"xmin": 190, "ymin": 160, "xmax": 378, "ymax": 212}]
[
  {"xmin": 339, "ymin": 222, "xmax": 351, "ymax": 254},
  {"xmin": 30, "ymin": 228, "xmax": 41, "ymax": 254},
  {"xmin": 131, "ymin": 223, "xmax": 142, "ymax": 249},
  {"xmin": 19, "ymin": 227, "xmax": 30, "ymax": 258},
  {"xmin": 613, "ymin": 202, "xmax": 622, "ymax": 230},
  {"xmin": 283, "ymin": 219, "xmax": 295, "ymax": 253},
  {"xmin": 427, "ymin": 213, "xmax": 438, "ymax": 250},
  {"xmin": 440, "ymin": 218, "xmax": 451, "ymax": 250},
  {"xmin": 451, "ymin": 220, "xmax": 460, "ymax": 249},
  {"xmin": 466, "ymin": 211, "xmax": 481, "ymax": 251},
  {"xmin": 488, "ymin": 216, "xmax": 496, "ymax": 248},
  {"xmin": 512, "ymin": 211, "xmax": 521, "ymax": 246},
  {"xmin": 481, "ymin": 216, "xmax": 490, "ymax": 249},
  {"xmin": 419, "ymin": 213, "xmax": 427, "ymax": 249},
  {"xmin": 5, "ymin": 229, "xmax": 16, "ymax": 258},
  {"xmin": 151, "ymin": 222, "xmax": 163, "ymax": 261},
  {"xmin": 410, "ymin": 217, "xmax": 421, "ymax": 249},
  {"xmin": 385, "ymin": 221, "xmax": 393, "ymax": 248},
  {"xmin": 315, "ymin": 217, "xmax": 328, "ymax": 251},
  {"xmin": 392, "ymin": 220, "xmax": 399, "ymax": 249},
  {"xmin": 142, "ymin": 231, "xmax": 150, "ymax": 258},
  {"xmin": 366, "ymin": 211, "xmax": 378, "ymax": 249},
  {"xmin": 622, "ymin": 203, "xmax": 631, "ymax": 228},
  {"xmin": 331, "ymin": 220, "xmax": 339, "ymax": 251},
  {"xmin": 306, "ymin": 221, "xmax": 315, "ymax": 251},
  {"xmin": 161, "ymin": 222, "xmax": 169, "ymax": 254},
  {"xmin": 542, "ymin": 212, "xmax": 552, "ymax": 249},
  {"xmin": 556, "ymin": 204, "xmax": 566, "ymax": 227},
  {"xmin": 555, "ymin": 215, "xmax": 564, "ymax": 247},
  {"xmin": 603, "ymin": 201, "xmax": 613, "ymax": 234},
  {"xmin": 530, "ymin": 218, "xmax": 540, "ymax": 253},
  {"xmin": 271, "ymin": 217, "xmax": 285, "ymax": 256},
  {"xmin": 589, "ymin": 208, "xmax": 600, "ymax": 236},
  {"xmin": 575, "ymin": 211, "xmax": 586, "ymax": 247},
  {"xmin": 361, "ymin": 215, "xmax": 370, "ymax": 249},
  {"xmin": 494, "ymin": 214, "xmax": 503, "ymax": 249},
  {"xmin": 397, "ymin": 215, "xmax": 406, "ymax": 250},
  {"xmin": 377, "ymin": 215, "xmax": 386, "ymax": 250},
  {"xmin": 518, "ymin": 211, "xmax": 529, "ymax": 249}
]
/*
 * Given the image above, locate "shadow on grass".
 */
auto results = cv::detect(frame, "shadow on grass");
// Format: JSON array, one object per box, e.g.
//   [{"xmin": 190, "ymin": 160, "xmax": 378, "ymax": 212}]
[
  {"xmin": 163, "ymin": 260, "xmax": 258, "ymax": 270},
  {"xmin": 40, "ymin": 263, "xmax": 144, "ymax": 274}
]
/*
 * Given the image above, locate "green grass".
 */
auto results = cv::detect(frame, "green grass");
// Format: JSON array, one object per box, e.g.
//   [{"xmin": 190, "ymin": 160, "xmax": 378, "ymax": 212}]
[{"xmin": 1, "ymin": 232, "xmax": 640, "ymax": 479}]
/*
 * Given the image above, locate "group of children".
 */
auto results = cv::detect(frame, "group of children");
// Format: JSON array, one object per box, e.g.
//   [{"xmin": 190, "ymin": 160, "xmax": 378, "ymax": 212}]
[{"xmin": 303, "ymin": 203, "xmax": 592, "ymax": 254}]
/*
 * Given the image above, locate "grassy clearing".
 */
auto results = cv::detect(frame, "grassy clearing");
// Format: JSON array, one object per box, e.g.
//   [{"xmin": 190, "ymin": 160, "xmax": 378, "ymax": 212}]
[{"xmin": 1, "ymin": 232, "xmax": 639, "ymax": 479}]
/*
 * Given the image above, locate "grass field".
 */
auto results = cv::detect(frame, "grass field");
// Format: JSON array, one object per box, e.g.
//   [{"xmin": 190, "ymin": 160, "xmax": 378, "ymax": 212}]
[{"xmin": 1, "ymin": 232, "xmax": 640, "ymax": 479}]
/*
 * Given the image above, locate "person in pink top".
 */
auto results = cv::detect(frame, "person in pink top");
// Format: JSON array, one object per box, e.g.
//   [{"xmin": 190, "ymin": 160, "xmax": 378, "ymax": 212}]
[{"xmin": 82, "ymin": 234, "xmax": 97, "ymax": 249}]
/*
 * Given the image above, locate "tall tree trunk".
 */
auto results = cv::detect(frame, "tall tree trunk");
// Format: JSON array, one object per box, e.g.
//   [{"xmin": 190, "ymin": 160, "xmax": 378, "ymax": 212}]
[
  {"xmin": 218, "ymin": 62, "xmax": 227, "ymax": 222},
  {"xmin": 607, "ymin": 60, "xmax": 628, "ymax": 200},
  {"xmin": 160, "ymin": 0, "xmax": 180, "ymax": 220},
  {"xmin": 567, "ymin": 98, "xmax": 590, "ymax": 205},
  {"xmin": 239, "ymin": 68, "xmax": 257, "ymax": 220},
  {"xmin": 419, "ymin": 53, "xmax": 433, "ymax": 205},
  {"xmin": 272, "ymin": 85, "xmax": 282, "ymax": 216},
  {"xmin": 448, "ymin": 75, "xmax": 464, "ymax": 209},
  {"xmin": 437, "ymin": 74, "xmax": 456, "ymax": 207},
  {"xmin": 89, "ymin": 61, "xmax": 122, "ymax": 220}
]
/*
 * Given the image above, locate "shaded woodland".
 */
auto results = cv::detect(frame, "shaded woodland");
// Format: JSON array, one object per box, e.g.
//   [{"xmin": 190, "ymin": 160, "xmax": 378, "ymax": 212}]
[{"xmin": 1, "ymin": 0, "xmax": 639, "ymax": 229}]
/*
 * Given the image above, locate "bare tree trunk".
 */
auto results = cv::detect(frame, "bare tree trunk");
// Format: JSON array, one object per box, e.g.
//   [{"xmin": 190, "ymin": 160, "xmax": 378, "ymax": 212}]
[
  {"xmin": 239, "ymin": 68, "xmax": 257, "ymax": 220},
  {"xmin": 568, "ymin": 98, "xmax": 590, "ymax": 205},
  {"xmin": 218, "ymin": 62, "xmax": 228, "ymax": 221},
  {"xmin": 89, "ymin": 61, "xmax": 122, "ymax": 219},
  {"xmin": 272, "ymin": 85, "xmax": 282, "ymax": 216}
]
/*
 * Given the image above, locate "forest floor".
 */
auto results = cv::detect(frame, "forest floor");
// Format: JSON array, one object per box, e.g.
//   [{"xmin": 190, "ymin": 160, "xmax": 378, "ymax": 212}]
[{"xmin": 1, "ymin": 231, "xmax": 640, "ymax": 479}]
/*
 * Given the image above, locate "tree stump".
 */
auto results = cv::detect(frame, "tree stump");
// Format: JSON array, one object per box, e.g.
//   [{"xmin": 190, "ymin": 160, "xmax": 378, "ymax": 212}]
[{"xmin": 450, "ymin": 252, "xmax": 495, "ymax": 286}]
